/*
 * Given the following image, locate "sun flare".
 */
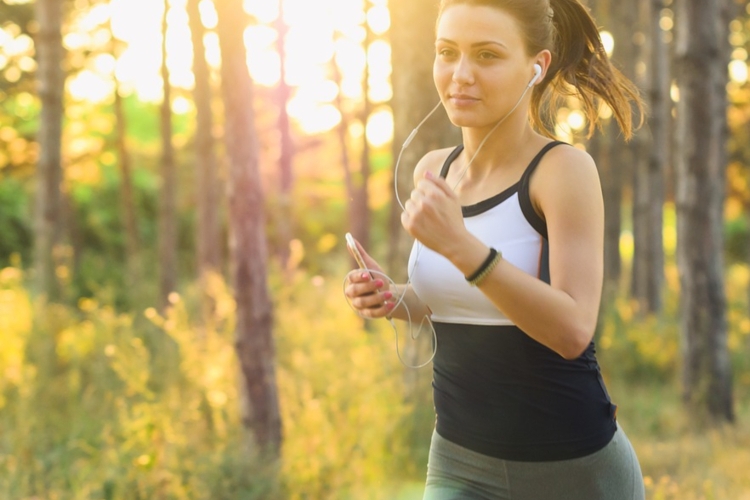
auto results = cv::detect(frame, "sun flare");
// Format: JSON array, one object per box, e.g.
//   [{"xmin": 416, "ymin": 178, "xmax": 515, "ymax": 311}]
[{"xmin": 61, "ymin": 0, "xmax": 393, "ymax": 144}]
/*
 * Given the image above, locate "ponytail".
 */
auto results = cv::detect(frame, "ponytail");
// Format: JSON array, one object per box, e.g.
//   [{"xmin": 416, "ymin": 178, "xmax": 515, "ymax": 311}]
[{"xmin": 531, "ymin": 0, "xmax": 644, "ymax": 139}]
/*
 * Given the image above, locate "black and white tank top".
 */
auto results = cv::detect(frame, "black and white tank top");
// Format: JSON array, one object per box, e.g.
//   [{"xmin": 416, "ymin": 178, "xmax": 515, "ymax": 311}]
[{"xmin": 408, "ymin": 141, "xmax": 562, "ymax": 323}]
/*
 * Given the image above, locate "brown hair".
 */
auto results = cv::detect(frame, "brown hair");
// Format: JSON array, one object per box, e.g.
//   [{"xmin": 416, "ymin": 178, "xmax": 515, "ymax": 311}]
[{"xmin": 437, "ymin": 0, "xmax": 644, "ymax": 139}]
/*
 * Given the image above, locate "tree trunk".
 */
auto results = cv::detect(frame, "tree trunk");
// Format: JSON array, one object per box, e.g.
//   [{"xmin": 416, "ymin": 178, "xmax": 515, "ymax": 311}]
[
  {"xmin": 674, "ymin": 0, "xmax": 733, "ymax": 423},
  {"xmin": 111, "ymin": 28, "xmax": 141, "ymax": 296},
  {"xmin": 588, "ymin": 126, "xmax": 616, "ymax": 305},
  {"xmin": 33, "ymin": 0, "xmax": 65, "ymax": 301},
  {"xmin": 354, "ymin": 9, "xmax": 372, "ymax": 257},
  {"xmin": 606, "ymin": 0, "xmax": 640, "ymax": 293},
  {"xmin": 332, "ymin": 56, "xmax": 356, "ymax": 237},
  {"xmin": 356, "ymin": 10, "xmax": 376, "ymax": 332},
  {"xmin": 387, "ymin": 0, "xmax": 459, "ymax": 279},
  {"xmin": 332, "ymin": 12, "xmax": 372, "ymax": 269},
  {"xmin": 159, "ymin": 0, "xmax": 178, "ymax": 309},
  {"xmin": 275, "ymin": 0, "xmax": 295, "ymax": 271},
  {"xmin": 187, "ymin": 0, "xmax": 221, "ymax": 284},
  {"xmin": 632, "ymin": 0, "xmax": 666, "ymax": 314},
  {"xmin": 587, "ymin": 0, "xmax": 620, "ymax": 304},
  {"xmin": 215, "ymin": 0, "xmax": 282, "ymax": 453}
]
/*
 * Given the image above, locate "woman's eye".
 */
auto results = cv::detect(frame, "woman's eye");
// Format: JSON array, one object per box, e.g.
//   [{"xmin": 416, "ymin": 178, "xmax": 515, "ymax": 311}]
[
  {"xmin": 478, "ymin": 51, "xmax": 497, "ymax": 60},
  {"xmin": 437, "ymin": 48, "xmax": 455, "ymax": 58}
]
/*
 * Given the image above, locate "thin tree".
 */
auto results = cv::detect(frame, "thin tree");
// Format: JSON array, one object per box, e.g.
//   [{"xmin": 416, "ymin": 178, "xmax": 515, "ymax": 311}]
[
  {"xmin": 602, "ymin": 0, "xmax": 639, "ymax": 294},
  {"xmin": 275, "ymin": 0, "xmax": 295, "ymax": 270},
  {"xmin": 33, "ymin": 0, "xmax": 65, "ymax": 301},
  {"xmin": 632, "ymin": 0, "xmax": 667, "ymax": 314},
  {"xmin": 110, "ymin": 24, "xmax": 141, "ymax": 296},
  {"xmin": 674, "ymin": 0, "xmax": 733, "ymax": 423},
  {"xmin": 159, "ymin": 0, "xmax": 178, "ymax": 309},
  {"xmin": 186, "ymin": 0, "xmax": 221, "ymax": 287},
  {"xmin": 215, "ymin": 0, "xmax": 282, "ymax": 452},
  {"xmin": 353, "ymin": 1, "xmax": 373, "ymax": 255}
]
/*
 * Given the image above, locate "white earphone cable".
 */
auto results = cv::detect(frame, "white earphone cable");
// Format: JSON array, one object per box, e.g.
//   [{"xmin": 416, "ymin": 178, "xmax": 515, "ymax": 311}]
[{"xmin": 346, "ymin": 65, "xmax": 542, "ymax": 369}]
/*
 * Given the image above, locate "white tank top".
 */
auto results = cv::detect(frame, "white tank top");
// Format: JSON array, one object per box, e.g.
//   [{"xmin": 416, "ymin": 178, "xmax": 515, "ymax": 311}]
[{"xmin": 408, "ymin": 142, "xmax": 564, "ymax": 326}]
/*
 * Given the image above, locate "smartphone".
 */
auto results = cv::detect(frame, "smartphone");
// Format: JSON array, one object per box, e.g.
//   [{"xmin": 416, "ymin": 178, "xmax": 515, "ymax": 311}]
[{"xmin": 345, "ymin": 232, "xmax": 369, "ymax": 271}]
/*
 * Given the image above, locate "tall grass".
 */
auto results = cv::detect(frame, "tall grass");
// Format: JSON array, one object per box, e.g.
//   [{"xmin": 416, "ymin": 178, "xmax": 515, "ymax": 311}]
[{"xmin": 1, "ymin": 259, "xmax": 749, "ymax": 499}]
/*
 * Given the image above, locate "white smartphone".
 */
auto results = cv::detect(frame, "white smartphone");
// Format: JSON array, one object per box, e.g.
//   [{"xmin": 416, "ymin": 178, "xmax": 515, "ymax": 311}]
[{"xmin": 345, "ymin": 232, "xmax": 368, "ymax": 270}]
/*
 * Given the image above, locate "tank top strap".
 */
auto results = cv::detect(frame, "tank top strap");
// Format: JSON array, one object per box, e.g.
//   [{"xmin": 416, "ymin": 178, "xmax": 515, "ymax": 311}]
[
  {"xmin": 439, "ymin": 145, "xmax": 465, "ymax": 179},
  {"xmin": 518, "ymin": 141, "xmax": 567, "ymax": 240}
]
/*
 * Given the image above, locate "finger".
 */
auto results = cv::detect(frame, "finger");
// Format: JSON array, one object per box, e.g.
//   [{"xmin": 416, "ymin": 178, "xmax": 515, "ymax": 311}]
[
  {"xmin": 409, "ymin": 187, "xmax": 425, "ymax": 205},
  {"xmin": 356, "ymin": 298, "xmax": 396, "ymax": 319},
  {"xmin": 347, "ymin": 270, "xmax": 374, "ymax": 284},
  {"xmin": 345, "ymin": 277, "xmax": 385, "ymax": 298},
  {"xmin": 424, "ymin": 170, "xmax": 457, "ymax": 199},
  {"xmin": 403, "ymin": 198, "xmax": 417, "ymax": 215},
  {"xmin": 400, "ymin": 209, "xmax": 412, "ymax": 233},
  {"xmin": 352, "ymin": 289, "xmax": 393, "ymax": 310}
]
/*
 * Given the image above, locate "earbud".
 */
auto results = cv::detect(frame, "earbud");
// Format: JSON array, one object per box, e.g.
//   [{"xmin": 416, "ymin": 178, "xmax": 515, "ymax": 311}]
[{"xmin": 528, "ymin": 64, "xmax": 542, "ymax": 88}]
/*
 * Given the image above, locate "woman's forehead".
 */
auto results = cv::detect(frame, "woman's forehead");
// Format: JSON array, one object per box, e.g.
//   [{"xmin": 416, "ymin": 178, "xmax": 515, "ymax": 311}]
[{"xmin": 436, "ymin": 4, "xmax": 524, "ymax": 47}]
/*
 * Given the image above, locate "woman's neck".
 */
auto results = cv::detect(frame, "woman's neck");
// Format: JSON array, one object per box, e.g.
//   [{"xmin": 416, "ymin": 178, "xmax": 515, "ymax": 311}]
[{"xmin": 459, "ymin": 114, "xmax": 538, "ymax": 178}]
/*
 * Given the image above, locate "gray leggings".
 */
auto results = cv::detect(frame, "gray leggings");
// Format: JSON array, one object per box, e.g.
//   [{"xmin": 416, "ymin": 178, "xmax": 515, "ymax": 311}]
[{"xmin": 423, "ymin": 425, "xmax": 645, "ymax": 500}]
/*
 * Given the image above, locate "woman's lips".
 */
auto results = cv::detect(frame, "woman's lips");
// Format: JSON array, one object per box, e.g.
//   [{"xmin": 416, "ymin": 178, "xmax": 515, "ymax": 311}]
[{"xmin": 449, "ymin": 94, "xmax": 480, "ymax": 106}]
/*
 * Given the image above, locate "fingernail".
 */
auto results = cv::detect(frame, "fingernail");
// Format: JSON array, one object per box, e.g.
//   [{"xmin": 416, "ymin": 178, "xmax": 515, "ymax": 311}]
[
  {"xmin": 375, "ymin": 279, "xmax": 384, "ymax": 288},
  {"xmin": 386, "ymin": 302, "xmax": 396, "ymax": 310},
  {"xmin": 361, "ymin": 273, "xmax": 369, "ymax": 279},
  {"xmin": 425, "ymin": 171, "xmax": 434, "ymax": 179},
  {"xmin": 384, "ymin": 291, "xmax": 393, "ymax": 299}
]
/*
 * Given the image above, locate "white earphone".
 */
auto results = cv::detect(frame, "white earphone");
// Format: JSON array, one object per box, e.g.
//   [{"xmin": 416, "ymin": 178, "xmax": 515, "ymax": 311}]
[{"xmin": 528, "ymin": 63, "xmax": 543, "ymax": 88}]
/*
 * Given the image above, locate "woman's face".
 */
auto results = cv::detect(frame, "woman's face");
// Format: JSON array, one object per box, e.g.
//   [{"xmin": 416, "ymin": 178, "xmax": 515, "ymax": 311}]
[{"xmin": 434, "ymin": 4, "xmax": 537, "ymax": 129}]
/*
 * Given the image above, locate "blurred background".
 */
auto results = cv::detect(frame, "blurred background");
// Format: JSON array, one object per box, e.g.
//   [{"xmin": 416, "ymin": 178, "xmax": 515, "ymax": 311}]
[{"xmin": 0, "ymin": 0, "xmax": 749, "ymax": 498}]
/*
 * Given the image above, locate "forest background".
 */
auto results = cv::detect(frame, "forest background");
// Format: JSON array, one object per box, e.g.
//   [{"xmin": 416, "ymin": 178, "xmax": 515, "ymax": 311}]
[{"xmin": 1, "ymin": 0, "xmax": 750, "ymax": 498}]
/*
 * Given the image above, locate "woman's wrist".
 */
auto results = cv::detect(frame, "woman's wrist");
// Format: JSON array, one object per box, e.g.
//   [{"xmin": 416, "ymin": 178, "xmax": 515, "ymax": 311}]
[{"xmin": 444, "ymin": 234, "xmax": 495, "ymax": 278}]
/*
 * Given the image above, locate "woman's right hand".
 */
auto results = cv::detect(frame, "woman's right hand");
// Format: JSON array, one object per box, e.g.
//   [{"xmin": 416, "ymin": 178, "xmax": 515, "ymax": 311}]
[{"xmin": 344, "ymin": 238, "xmax": 396, "ymax": 319}]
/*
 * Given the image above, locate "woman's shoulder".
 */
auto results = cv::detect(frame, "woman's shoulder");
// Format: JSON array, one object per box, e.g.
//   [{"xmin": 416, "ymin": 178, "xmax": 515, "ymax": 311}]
[
  {"xmin": 531, "ymin": 142, "xmax": 602, "ymax": 214},
  {"xmin": 412, "ymin": 146, "xmax": 461, "ymax": 183},
  {"xmin": 535, "ymin": 142, "xmax": 598, "ymax": 185}
]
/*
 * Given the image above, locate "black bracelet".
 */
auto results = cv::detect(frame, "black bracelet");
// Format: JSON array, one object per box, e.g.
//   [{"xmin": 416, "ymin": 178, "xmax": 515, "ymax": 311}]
[{"xmin": 465, "ymin": 247, "xmax": 498, "ymax": 283}]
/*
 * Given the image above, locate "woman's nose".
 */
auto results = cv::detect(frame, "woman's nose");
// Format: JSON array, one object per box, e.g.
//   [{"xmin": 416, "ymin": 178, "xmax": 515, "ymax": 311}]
[{"xmin": 451, "ymin": 56, "xmax": 474, "ymax": 85}]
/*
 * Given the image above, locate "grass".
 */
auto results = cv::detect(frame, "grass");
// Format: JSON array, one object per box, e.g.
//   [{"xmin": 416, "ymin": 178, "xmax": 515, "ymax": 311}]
[{"xmin": 2, "ymin": 263, "xmax": 750, "ymax": 499}]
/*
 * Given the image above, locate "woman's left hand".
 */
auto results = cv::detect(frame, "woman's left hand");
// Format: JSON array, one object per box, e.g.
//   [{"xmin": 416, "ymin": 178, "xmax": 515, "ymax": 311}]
[{"xmin": 401, "ymin": 171, "xmax": 468, "ymax": 256}]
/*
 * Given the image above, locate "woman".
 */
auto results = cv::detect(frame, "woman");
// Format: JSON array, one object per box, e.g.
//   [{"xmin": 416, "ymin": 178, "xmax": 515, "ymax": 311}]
[{"xmin": 344, "ymin": 0, "xmax": 646, "ymax": 498}]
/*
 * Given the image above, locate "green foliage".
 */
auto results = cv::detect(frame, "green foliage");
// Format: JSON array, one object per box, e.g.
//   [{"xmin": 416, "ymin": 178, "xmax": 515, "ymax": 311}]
[
  {"xmin": 3, "ymin": 255, "xmax": 750, "ymax": 498},
  {"xmin": 0, "ymin": 176, "xmax": 31, "ymax": 266},
  {"xmin": 0, "ymin": 263, "xmax": 433, "ymax": 499},
  {"xmin": 272, "ymin": 266, "xmax": 425, "ymax": 499},
  {"xmin": 725, "ymin": 213, "xmax": 749, "ymax": 265},
  {"xmin": 0, "ymin": 267, "xmax": 278, "ymax": 499}
]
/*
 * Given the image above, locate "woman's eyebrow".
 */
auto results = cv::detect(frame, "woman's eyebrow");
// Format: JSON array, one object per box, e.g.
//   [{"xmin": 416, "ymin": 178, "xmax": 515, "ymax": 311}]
[{"xmin": 436, "ymin": 38, "xmax": 508, "ymax": 50}]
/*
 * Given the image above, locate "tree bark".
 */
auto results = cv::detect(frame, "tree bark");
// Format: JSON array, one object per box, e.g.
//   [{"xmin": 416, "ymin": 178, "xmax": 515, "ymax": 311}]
[
  {"xmin": 674, "ymin": 0, "xmax": 733, "ymax": 423},
  {"xmin": 110, "ymin": 25, "xmax": 141, "ymax": 296},
  {"xmin": 33, "ymin": 0, "xmax": 65, "ymax": 301},
  {"xmin": 275, "ymin": 0, "xmax": 295, "ymax": 271},
  {"xmin": 632, "ymin": 0, "xmax": 667, "ymax": 314},
  {"xmin": 215, "ymin": 0, "xmax": 282, "ymax": 453},
  {"xmin": 159, "ymin": 0, "xmax": 178, "ymax": 309},
  {"xmin": 354, "ymin": 8, "xmax": 372, "ymax": 257},
  {"xmin": 587, "ymin": 0, "xmax": 620, "ymax": 304},
  {"xmin": 605, "ymin": 0, "xmax": 640, "ymax": 292},
  {"xmin": 187, "ymin": 0, "xmax": 221, "ymax": 286}
]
